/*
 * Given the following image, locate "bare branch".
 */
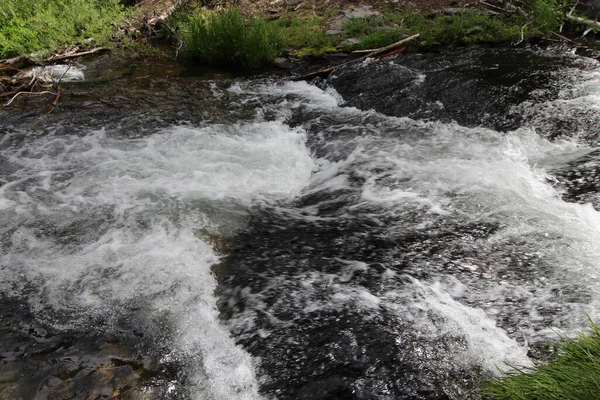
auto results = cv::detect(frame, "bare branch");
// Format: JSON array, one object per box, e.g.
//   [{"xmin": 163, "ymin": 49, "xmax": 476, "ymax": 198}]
[{"xmin": 4, "ymin": 90, "xmax": 56, "ymax": 106}]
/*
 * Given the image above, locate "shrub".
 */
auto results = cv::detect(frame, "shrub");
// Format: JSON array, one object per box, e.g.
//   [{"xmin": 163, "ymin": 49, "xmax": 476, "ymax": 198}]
[
  {"xmin": 0, "ymin": 0, "xmax": 125, "ymax": 58},
  {"xmin": 481, "ymin": 320, "xmax": 600, "ymax": 400},
  {"xmin": 182, "ymin": 8, "xmax": 283, "ymax": 68}
]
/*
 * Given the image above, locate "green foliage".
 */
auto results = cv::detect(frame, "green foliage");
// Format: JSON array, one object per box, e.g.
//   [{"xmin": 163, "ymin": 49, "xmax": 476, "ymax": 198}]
[
  {"xmin": 182, "ymin": 8, "xmax": 283, "ymax": 68},
  {"xmin": 0, "ymin": 0, "xmax": 125, "ymax": 58},
  {"xmin": 271, "ymin": 14, "xmax": 335, "ymax": 57},
  {"xmin": 530, "ymin": 0, "xmax": 565, "ymax": 34},
  {"xmin": 398, "ymin": 10, "xmax": 524, "ymax": 46},
  {"xmin": 353, "ymin": 28, "xmax": 406, "ymax": 50},
  {"xmin": 481, "ymin": 320, "xmax": 600, "ymax": 400},
  {"xmin": 343, "ymin": 16, "xmax": 385, "ymax": 36}
]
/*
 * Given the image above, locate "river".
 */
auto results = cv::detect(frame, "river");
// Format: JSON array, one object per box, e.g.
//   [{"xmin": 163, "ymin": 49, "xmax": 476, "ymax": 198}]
[{"xmin": 1, "ymin": 45, "xmax": 599, "ymax": 399}]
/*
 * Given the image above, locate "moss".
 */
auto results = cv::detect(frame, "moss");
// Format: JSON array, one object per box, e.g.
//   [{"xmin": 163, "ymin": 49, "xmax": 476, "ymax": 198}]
[
  {"xmin": 272, "ymin": 14, "xmax": 337, "ymax": 57},
  {"xmin": 481, "ymin": 319, "xmax": 600, "ymax": 400}
]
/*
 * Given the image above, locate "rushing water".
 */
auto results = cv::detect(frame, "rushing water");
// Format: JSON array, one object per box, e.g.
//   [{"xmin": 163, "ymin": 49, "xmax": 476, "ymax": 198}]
[{"xmin": 1, "ymin": 46, "xmax": 600, "ymax": 399}]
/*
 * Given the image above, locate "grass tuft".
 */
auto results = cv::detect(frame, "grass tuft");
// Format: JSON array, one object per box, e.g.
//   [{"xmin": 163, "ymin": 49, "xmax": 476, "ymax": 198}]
[
  {"xmin": 271, "ymin": 14, "xmax": 336, "ymax": 57},
  {"xmin": 182, "ymin": 8, "xmax": 283, "ymax": 68},
  {"xmin": 481, "ymin": 319, "xmax": 600, "ymax": 400}
]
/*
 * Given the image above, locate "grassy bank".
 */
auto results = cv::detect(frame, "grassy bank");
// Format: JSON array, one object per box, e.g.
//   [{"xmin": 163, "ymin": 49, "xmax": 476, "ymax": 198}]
[
  {"xmin": 0, "ymin": 0, "xmax": 126, "ymax": 59},
  {"xmin": 0, "ymin": 0, "xmax": 575, "ymax": 66},
  {"xmin": 173, "ymin": 0, "xmax": 572, "ymax": 68},
  {"xmin": 481, "ymin": 320, "xmax": 600, "ymax": 400}
]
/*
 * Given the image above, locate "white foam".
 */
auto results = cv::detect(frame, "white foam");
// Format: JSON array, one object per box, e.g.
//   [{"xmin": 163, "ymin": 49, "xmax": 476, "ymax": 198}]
[
  {"xmin": 253, "ymin": 78, "xmax": 600, "ymax": 349},
  {"xmin": 0, "ymin": 120, "xmax": 315, "ymax": 399}
]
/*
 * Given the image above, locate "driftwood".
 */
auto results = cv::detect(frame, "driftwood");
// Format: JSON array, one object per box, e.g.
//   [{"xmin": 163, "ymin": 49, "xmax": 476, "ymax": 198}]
[
  {"xmin": 46, "ymin": 47, "xmax": 108, "ymax": 62},
  {"xmin": 563, "ymin": 5, "xmax": 600, "ymax": 36},
  {"xmin": 566, "ymin": 14, "xmax": 600, "ymax": 29},
  {"xmin": 0, "ymin": 56, "xmax": 39, "ymax": 70},
  {"xmin": 291, "ymin": 34, "xmax": 420, "ymax": 82},
  {"xmin": 1, "ymin": 46, "xmax": 102, "ymax": 110}
]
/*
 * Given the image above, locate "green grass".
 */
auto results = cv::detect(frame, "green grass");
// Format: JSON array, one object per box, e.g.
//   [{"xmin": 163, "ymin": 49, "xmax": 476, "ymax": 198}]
[
  {"xmin": 339, "ymin": 3, "xmax": 564, "ymax": 52},
  {"xmin": 0, "ymin": 0, "xmax": 125, "ymax": 59},
  {"xmin": 481, "ymin": 320, "xmax": 600, "ymax": 400},
  {"xmin": 343, "ymin": 16, "xmax": 386, "ymax": 36},
  {"xmin": 386, "ymin": 9, "xmax": 525, "ymax": 47},
  {"xmin": 182, "ymin": 8, "xmax": 284, "ymax": 68},
  {"xmin": 530, "ymin": 0, "xmax": 565, "ymax": 34},
  {"xmin": 271, "ymin": 14, "xmax": 336, "ymax": 57}
]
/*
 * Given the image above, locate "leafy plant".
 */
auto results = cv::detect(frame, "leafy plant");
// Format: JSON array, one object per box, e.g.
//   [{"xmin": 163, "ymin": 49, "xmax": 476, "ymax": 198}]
[
  {"xmin": 0, "ymin": 0, "xmax": 125, "ymax": 58},
  {"xmin": 182, "ymin": 8, "xmax": 283, "ymax": 68}
]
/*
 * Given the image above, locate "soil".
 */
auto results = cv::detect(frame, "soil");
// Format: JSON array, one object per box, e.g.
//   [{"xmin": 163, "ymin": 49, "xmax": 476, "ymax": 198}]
[{"xmin": 227, "ymin": 0, "xmax": 466, "ymax": 16}]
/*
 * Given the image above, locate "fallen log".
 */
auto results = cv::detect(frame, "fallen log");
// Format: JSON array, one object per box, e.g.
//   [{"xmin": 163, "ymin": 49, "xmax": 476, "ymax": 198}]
[
  {"xmin": 566, "ymin": 14, "xmax": 600, "ymax": 29},
  {"xmin": 291, "ymin": 34, "xmax": 420, "ymax": 82},
  {"xmin": 47, "ymin": 47, "xmax": 108, "ymax": 62}
]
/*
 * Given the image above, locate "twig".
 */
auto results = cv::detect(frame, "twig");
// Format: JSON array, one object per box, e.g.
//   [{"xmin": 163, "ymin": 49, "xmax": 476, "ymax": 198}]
[
  {"xmin": 566, "ymin": 4, "xmax": 600, "ymax": 30},
  {"xmin": 515, "ymin": 6, "xmax": 528, "ymax": 18},
  {"xmin": 514, "ymin": 23, "xmax": 528, "ymax": 45},
  {"xmin": 54, "ymin": 63, "xmax": 71, "ymax": 89},
  {"xmin": 582, "ymin": 27, "xmax": 594, "ymax": 36},
  {"xmin": 292, "ymin": 34, "xmax": 420, "ymax": 82},
  {"xmin": 46, "ymin": 47, "xmax": 108, "ymax": 62},
  {"xmin": 26, "ymin": 72, "xmax": 37, "ymax": 89},
  {"xmin": 352, "ymin": 48, "xmax": 378, "ymax": 54},
  {"xmin": 4, "ymin": 90, "xmax": 56, "ymax": 106},
  {"xmin": 552, "ymin": 31, "xmax": 582, "ymax": 45},
  {"xmin": 566, "ymin": 13, "xmax": 600, "ymax": 29},
  {"xmin": 46, "ymin": 87, "xmax": 61, "ymax": 115},
  {"xmin": 479, "ymin": 1, "xmax": 510, "ymax": 14},
  {"xmin": 0, "ymin": 91, "xmax": 18, "ymax": 98}
]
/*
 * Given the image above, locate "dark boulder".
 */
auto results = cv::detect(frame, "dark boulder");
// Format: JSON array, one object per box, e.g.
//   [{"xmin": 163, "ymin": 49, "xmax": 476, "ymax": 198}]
[{"xmin": 580, "ymin": 0, "xmax": 600, "ymax": 19}]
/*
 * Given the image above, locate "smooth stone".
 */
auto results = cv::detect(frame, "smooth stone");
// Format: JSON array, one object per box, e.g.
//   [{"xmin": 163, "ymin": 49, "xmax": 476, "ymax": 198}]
[{"xmin": 343, "ymin": 6, "xmax": 381, "ymax": 19}]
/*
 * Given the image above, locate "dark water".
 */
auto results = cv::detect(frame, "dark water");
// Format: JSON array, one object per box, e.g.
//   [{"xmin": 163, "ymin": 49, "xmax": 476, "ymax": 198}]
[{"xmin": 1, "ymin": 46, "xmax": 600, "ymax": 399}]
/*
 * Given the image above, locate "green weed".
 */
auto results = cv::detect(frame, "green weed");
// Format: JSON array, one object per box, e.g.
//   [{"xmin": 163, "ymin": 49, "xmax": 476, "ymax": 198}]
[
  {"xmin": 531, "ymin": 0, "xmax": 565, "ymax": 34},
  {"xmin": 270, "ymin": 14, "xmax": 335, "ymax": 57},
  {"xmin": 481, "ymin": 319, "xmax": 600, "ymax": 400},
  {"xmin": 182, "ymin": 8, "xmax": 283, "ymax": 68},
  {"xmin": 343, "ymin": 16, "xmax": 385, "ymax": 36},
  {"xmin": 0, "ymin": 0, "xmax": 125, "ymax": 58},
  {"xmin": 351, "ymin": 28, "xmax": 406, "ymax": 50}
]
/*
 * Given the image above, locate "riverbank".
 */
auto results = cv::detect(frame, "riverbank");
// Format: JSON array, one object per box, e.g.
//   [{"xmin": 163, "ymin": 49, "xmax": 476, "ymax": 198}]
[{"xmin": 3, "ymin": 0, "xmax": 600, "ymax": 106}]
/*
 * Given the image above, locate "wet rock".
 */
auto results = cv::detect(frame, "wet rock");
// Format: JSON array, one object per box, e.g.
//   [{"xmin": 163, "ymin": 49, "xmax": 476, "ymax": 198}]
[
  {"xmin": 0, "ymin": 295, "xmax": 183, "ymax": 400},
  {"xmin": 550, "ymin": 149, "xmax": 600, "ymax": 210},
  {"xmin": 274, "ymin": 57, "xmax": 294, "ymax": 69},
  {"xmin": 341, "ymin": 38, "xmax": 361, "ymax": 46},
  {"xmin": 327, "ymin": 15, "xmax": 345, "ymax": 31},
  {"xmin": 325, "ymin": 47, "xmax": 569, "ymax": 132}
]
